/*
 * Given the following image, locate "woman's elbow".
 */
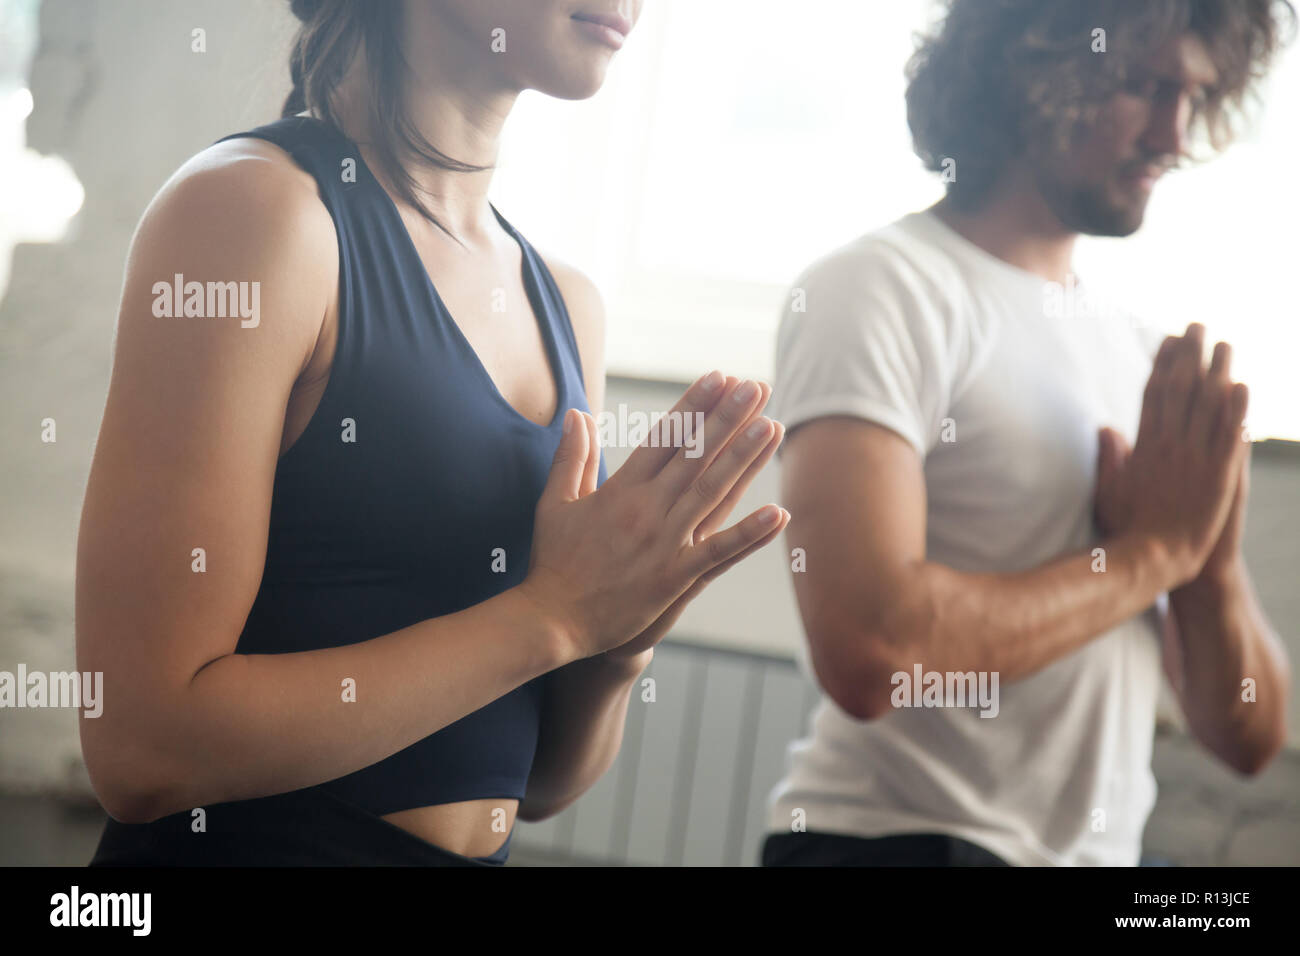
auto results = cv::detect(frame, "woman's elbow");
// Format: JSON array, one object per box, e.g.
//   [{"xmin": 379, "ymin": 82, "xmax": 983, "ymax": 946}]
[
  {"xmin": 80, "ymin": 723, "xmax": 178, "ymax": 824},
  {"xmin": 84, "ymin": 759, "xmax": 164, "ymax": 825},
  {"xmin": 516, "ymin": 792, "xmax": 577, "ymax": 823}
]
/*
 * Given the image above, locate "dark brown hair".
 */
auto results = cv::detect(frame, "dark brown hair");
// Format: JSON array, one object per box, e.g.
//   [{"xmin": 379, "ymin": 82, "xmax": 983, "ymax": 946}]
[
  {"xmin": 905, "ymin": 0, "xmax": 1297, "ymax": 208},
  {"xmin": 283, "ymin": 0, "xmax": 488, "ymax": 238}
]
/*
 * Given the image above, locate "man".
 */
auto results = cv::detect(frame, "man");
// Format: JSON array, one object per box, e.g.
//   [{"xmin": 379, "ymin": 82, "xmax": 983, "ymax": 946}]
[{"xmin": 763, "ymin": 0, "xmax": 1293, "ymax": 866}]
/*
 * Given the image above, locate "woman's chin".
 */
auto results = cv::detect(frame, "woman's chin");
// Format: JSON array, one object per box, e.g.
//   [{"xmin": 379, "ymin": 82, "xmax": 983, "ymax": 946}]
[{"xmin": 532, "ymin": 64, "xmax": 613, "ymax": 101}]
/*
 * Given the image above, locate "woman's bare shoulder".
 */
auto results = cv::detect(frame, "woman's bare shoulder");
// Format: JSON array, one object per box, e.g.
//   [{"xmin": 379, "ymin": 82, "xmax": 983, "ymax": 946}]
[
  {"xmin": 104, "ymin": 131, "xmax": 342, "ymax": 421},
  {"xmin": 139, "ymin": 134, "xmax": 336, "ymax": 257}
]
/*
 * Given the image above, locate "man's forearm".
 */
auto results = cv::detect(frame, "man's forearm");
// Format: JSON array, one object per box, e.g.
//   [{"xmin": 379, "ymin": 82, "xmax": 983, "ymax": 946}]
[
  {"xmin": 871, "ymin": 533, "xmax": 1174, "ymax": 687},
  {"xmin": 518, "ymin": 649, "xmax": 652, "ymax": 820},
  {"xmin": 1169, "ymin": 560, "xmax": 1289, "ymax": 774}
]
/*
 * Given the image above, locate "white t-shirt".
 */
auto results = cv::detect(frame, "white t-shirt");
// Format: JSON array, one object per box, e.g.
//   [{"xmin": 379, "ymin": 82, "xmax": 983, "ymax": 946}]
[{"xmin": 765, "ymin": 208, "xmax": 1169, "ymax": 866}]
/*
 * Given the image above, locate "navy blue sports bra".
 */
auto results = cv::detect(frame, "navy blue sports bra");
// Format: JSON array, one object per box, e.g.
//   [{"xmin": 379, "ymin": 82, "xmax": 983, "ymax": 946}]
[{"xmin": 221, "ymin": 117, "xmax": 606, "ymax": 818}]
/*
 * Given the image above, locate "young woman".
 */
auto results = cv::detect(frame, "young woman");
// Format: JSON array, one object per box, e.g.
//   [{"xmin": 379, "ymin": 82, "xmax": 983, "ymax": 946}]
[{"xmin": 78, "ymin": 0, "xmax": 788, "ymax": 866}]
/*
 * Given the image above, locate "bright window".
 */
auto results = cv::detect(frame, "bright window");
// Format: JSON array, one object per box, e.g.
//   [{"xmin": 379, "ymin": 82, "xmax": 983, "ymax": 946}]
[{"xmin": 492, "ymin": 0, "xmax": 1300, "ymax": 441}]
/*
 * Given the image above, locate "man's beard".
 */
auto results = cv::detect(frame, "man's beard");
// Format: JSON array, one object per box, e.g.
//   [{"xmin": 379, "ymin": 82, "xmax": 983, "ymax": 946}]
[{"xmin": 1034, "ymin": 166, "xmax": 1150, "ymax": 237}]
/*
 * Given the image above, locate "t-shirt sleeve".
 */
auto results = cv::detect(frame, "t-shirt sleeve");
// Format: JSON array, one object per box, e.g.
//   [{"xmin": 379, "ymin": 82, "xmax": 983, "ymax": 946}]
[{"xmin": 771, "ymin": 241, "xmax": 953, "ymax": 458}]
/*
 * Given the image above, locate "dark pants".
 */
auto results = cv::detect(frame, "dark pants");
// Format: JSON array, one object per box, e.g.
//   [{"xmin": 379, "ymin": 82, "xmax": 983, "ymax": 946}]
[
  {"xmin": 89, "ymin": 786, "xmax": 512, "ymax": 867},
  {"xmin": 762, "ymin": 830, "xmax": 1011, "ymax": 866}
]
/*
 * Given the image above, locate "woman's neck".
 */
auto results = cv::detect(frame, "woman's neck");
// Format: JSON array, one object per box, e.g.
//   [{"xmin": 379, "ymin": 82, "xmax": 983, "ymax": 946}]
[{"xmin": 332, "ymin": 7, "xmax": 520, "ymax": 243}]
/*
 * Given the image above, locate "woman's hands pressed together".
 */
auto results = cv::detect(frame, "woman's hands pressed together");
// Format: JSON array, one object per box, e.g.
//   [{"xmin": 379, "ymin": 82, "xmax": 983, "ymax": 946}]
[{"xmin": 519, "ymin": 370, "xmax": 789, "ymax": 663}]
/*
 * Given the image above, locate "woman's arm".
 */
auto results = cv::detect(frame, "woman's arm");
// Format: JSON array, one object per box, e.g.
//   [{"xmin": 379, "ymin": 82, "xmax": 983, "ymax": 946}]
[
  {"xmin": 76, "ymin": 145, "xmax": 574, "ymax": 823},
  {"xmin": 519, "ymin": 261, "xmax": 640, "ymax": 819},
  {"xmin": 78, "ymin": 155, "xmax": 786, "ymax": 825}
]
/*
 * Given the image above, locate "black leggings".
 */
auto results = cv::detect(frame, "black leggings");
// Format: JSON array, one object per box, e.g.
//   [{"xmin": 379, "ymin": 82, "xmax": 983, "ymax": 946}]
[
  {"xmin": 88, "ymin": 786, "xmax": 512, "ymax": 867},
  {"xmin": 762, "ymin": 830, "xmax": 1010, "ymax": 866}
]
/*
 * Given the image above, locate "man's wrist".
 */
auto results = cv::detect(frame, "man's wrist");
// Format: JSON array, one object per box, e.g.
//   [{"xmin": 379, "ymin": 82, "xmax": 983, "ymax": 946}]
[
  {"xmin": 1176, "ymin": 555, "xmax": 1246, "ymax": 603},
  {"xmin": 1107, "ymin": 532, "xmax": 1183, "ymax": 593}
]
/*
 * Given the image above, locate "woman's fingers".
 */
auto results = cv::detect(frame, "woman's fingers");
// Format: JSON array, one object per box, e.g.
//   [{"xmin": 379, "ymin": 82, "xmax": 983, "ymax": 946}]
[
  {"xmin": 527, "ymin": 380, "xmax": 788, "ymax": 659},
  {"xmin": 655, "ymin": 378, "xmax": 767, "ymax": 506},
  {"xmin": 684, "ymin": 381, "xmax": 773, "ymax": 535},
  {"xmin": 694, "ymin": 419, "xmax": 785, "ymax": 540},
  {"xmin": 580, "ymin": 411, "xmax": 600, "ymax": 496},
  {"xmin": 685, "ymin": 502, "xmax": 787, "ymax": 579},
  {"xmin": 540, "ymin": 408, "xmax": 592, "ymax": 505},
  {"xmin": 668, "ymin": 413, "xmax": 774, "ymax": 532},
  {"xmin": 695, "ymin": 507, "xmax": 790, "ymax": 586},
  {"xmin": 614, "ymin": 370, "xmax": 729, "ymax": 485},
  {"xmin": 659, "ymin": 512, "xmax": 789, "ymax": 623}
]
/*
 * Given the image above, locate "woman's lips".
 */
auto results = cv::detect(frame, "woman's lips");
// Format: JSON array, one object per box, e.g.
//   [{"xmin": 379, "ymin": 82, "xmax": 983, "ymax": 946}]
[{"xmin": 572, "ymin": 11, "xmax": 631, "ymax": 50}]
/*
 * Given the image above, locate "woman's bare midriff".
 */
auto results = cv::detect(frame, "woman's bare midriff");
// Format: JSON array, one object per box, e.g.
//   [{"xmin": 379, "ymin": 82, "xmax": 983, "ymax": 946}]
[{"xmin": 381, "ymin": 799, "xmax": 519, "ymax": 857}]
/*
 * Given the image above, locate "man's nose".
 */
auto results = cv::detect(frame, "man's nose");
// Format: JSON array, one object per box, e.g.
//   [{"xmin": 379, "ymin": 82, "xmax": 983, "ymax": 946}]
[{"xmin": 1140, "ymin": 91, "xmax": 1192, "ymax": 160}]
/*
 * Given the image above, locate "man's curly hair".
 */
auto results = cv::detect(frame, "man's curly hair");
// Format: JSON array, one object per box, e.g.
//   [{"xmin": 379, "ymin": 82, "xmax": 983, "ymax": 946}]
[{"xmin": 906, "ymin": 0, "xmax": 1296, "ymax": 208}]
